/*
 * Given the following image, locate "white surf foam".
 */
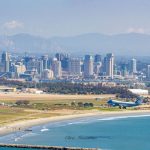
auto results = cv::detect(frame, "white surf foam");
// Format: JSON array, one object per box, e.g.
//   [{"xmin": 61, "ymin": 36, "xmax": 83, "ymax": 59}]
[
  {"xmin": 41, "ymin": 128, "xmax": 49, "ymax": 132},
  {"xmin": 14, "ymin": 137, "xmax": 21, "ymax": 142},
  {"xmin": 97, "ymin": 114, "xmax": 150, "ymax": 121}
]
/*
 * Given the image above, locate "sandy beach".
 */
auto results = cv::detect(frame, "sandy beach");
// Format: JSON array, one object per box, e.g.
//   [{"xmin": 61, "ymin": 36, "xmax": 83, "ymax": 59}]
[{"xmin": 1, "ymin": 109, "xmax": 150, "ymax": 136}]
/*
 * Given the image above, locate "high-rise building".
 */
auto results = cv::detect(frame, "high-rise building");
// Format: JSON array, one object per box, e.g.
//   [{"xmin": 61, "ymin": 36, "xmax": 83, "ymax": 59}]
[
  {"xmin": 147, "ymin": 65, "xmax": 150, "ymax": 79},
  {"xmin": 36, "ymin": 60, "xmax": 43, "ymax": 76},
  {"xmin": 1, "ymin": 52, "xmax": 10, "ymax": 72},
  {"xmin": 121, "ymin": 63, "xmax": 128, "ymax": 77},
  {"xmin": 105, "ymin": 53, "xmax": 114, "ymax": 79},
  {"xmin": 55, "ymin": 53, "xmax": 63, "ymax": 61},
  {"xmin": 52, "ymin": 58, "xmax": 62, "ymax": 78},
  {"xmin": 94, "ymin": 62, "xmax": 102, "ymax": 75},
  {"xmin": 102, "ymin": 56, "xmax": 107, "ymax": 75},
  {"xmin": 130, "ymin": 58, "xmax": 137, "ymax": 74},
  {"xmin": 94, "ymin": 54, "xmax": 102, "ymax": 63},
  {"xmin": 68, "ymin": 58, "xmax": 81, "ymax": 76},
  {"xmin": 84, "ymin": 55, "xmax": 94, "ymax": 78},
  {"xmin": 41, "ymin": 55, "xmax": 48, "ymax": 70},
  {"xmin": 41, "ymin": 69, "xmax": 54, "ymax": 80},
  {"xmin": 25, "ymin": 57, "xmax": 37, "ymax": 71},
  {"xmin": 55, "ymin": 53, "xmax": 70, "ymax": 71},
  {"xmin": 24, "ymin": 56, "xmax": 33, "ymax": 68}
]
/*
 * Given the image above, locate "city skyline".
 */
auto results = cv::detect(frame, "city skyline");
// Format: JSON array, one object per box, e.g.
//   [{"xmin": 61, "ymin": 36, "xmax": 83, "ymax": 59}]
[
  {"xmin": 1, "ymin": 51, "xmax": 148, "ymax": 82},
  {"xmin": 0, "ymin": 1, "xmax": 150, "ymax": 149}
]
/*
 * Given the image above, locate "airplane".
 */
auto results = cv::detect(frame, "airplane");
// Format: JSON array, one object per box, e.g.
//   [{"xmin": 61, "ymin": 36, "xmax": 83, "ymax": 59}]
[{"xmin": 107, "ymin": 98, "xmax": 142, "ymax": 109}]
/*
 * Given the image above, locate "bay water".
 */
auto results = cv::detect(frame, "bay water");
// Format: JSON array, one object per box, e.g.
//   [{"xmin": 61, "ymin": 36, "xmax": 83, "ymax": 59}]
[{"xmin": 0, "ymin": 114, "xmax": 150, "ymax": 150}]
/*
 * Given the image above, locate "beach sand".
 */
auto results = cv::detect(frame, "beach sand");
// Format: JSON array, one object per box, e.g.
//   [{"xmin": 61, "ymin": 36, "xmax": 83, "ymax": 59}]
[{"xmin": 0, "ymin": 109, "xmax": 150, "ymax": 136}]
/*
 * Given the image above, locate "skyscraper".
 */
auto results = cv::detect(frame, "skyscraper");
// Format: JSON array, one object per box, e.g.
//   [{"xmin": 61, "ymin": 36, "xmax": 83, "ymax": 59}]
[
  {"xmin": 36, "ymin": 59, "xmax": 43, "ymax": 76},
  {"xmin": 130, "ymin": 58, "xmax": 137, "ymax": 74},
  {"xmin": 52, "ymin": 58, "xmax": 62, "ymax": 78},
  {"xmin": 84, "ymin": 55, "xmax": 94, "ymax": 78},
  {"xmin": 68, "ymin": 58, "xmax": 81, "ymax": 76},
  {"xmin": 147, "ymin": 65, "xmax": 150, "ymax": 79},
  {"xmin": 94, "ymin": 62, "xmax": 102, "ymax": 75},
  {"xmin": 41, "ymin": 69, "xmax": 54, "ymax": 80},
  {"xmin": 94, "ymin": 54, "xmax": 102, "ymax": 63},
  {"xmin": 25, "ymin": 57, "xmax": 36, "ymax": 71},
  {"xmin": 41, "ymin": 55, "xmax": 48, "ymax": 70},
  {"xmin": 93, "ymin": 54, "xmax": 102, "ymax": 76},
  {"xmin": 105, "ymin": 53, "xmax": 114, "ymax": 79},
  {"xmin": 1, "ymin": 52, "xmax": 10, "ymax": 72},
  {"xmin": 121, "ymin": 63, "xmax": 128, "ymax": 77}
]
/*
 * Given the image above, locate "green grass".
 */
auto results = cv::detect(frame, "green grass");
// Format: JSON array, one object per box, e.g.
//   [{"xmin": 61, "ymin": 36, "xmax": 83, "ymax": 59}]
[
  {"xmin": 0, "ymin": 97, "xmax": 137, "ymax": 126},
  {"xmin": 0, "ymin": 97, "xmax": 109, "ymax": 110}
]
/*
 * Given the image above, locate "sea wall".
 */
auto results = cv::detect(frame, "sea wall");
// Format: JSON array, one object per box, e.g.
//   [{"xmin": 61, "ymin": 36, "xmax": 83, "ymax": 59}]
[{"xmin": 0, "ymin": 143, "xmax": 98, "ymax": 150}]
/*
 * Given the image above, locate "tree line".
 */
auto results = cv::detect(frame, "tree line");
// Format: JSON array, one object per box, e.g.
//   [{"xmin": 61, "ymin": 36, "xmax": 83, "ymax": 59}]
[{"xmin": 0, "ymin": 79, "xmax": 138, "ymax": 98}]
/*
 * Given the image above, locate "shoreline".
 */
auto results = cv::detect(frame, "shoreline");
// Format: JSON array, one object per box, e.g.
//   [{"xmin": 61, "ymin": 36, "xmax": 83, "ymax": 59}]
[{"xmin": 1, "ymin": 110, "xmax": 150, "ymax": 137}]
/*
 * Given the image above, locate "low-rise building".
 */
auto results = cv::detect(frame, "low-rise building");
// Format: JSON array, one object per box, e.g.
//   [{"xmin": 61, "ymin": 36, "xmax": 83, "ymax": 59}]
[{"xmin": 129, "ymin": 89, "xmax": 149, "ymax": 95}]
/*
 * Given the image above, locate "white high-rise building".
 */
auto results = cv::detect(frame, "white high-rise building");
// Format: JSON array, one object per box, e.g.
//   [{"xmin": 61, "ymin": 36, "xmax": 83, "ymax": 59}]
[
  {"xmin": 130, "ymin": 58, "xmax": 137, "ymax": 74},
  {"xmin": 69, "ymin": 58, "xmax": 81, "ymax": 76},
  {"xmin": 84, "ymin": 55, "xmax": 93, "ymax": 78},
  {"xmin": 52, "ymin": 58, "xmax": 62, "ymax": 78},
  {"xmin": 106, "ymin": 53, "xmax": 114, "ymax": 79},
  {"xmin": 147, "ymin": 65, "xmax": 150, "ymax": 79},
  {"xmin": 41, "ymin": 69, "xmax": 54, "ymax": 80}
]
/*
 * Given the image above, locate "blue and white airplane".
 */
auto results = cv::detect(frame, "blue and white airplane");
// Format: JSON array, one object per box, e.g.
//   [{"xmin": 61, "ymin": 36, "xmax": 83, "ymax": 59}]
[{"xmin": 107, "ymin": 98, "xmax": 142, "ymax": 109}]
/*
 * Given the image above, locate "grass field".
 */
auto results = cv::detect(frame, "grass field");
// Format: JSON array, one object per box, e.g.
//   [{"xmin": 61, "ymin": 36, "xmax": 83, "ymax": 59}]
[
  {"xmin": 0, "ymin": 93, "xmax": 117, "ymax": 125},
  {"xmin": 0, "ymin": 93, "xmax": 141, "ymax": 126}
]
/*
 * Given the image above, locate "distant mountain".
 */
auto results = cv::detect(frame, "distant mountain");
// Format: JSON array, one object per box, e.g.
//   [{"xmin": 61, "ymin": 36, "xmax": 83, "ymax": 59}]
[{"xmin": 0, "ymin": 33, "xmax": 150, "ymax": 56}]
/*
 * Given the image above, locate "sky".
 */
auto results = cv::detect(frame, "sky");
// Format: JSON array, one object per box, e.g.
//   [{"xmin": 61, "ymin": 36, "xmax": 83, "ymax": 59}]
[{"xmin": 0, "ymin": 0, "xmax": 150, "ymax": 37}]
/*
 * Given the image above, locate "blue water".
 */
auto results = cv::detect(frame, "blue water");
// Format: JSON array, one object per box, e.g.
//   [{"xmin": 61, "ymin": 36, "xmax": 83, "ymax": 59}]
[
  {"xmin": 0, "ymin": 149, "xmax": 42, "ymax": 150},
  {"xmin": 0, "ymin": 114, "xmax": 150, "ymax": 150}
]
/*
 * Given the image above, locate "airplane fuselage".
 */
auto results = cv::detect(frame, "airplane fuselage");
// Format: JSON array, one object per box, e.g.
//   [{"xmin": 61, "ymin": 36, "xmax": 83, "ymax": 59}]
[{"xmin": 107, "ymin": 99, "xmax": 142, "ymax": 109}]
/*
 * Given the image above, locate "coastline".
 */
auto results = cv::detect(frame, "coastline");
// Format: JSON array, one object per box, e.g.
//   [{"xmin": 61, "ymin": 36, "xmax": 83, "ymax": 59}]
[{"xmin": 1, "ymin": 110, "xmax": 150, "ymax": 137}]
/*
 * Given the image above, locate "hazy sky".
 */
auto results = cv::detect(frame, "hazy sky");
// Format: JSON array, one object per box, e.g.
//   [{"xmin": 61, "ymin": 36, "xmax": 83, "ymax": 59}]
[{"xmin": 0, "ymin": 0, "xmax": 150, "ymax": 37}]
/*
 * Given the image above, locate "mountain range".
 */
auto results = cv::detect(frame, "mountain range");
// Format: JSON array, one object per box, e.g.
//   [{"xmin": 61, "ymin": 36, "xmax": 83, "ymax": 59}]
[{"xmin": 0, "ymin": 33, "xmax": 150, "ymax": 56}]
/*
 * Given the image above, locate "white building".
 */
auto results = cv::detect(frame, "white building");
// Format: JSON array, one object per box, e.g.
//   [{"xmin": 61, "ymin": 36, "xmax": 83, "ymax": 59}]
[
  {"xmin": 41, "ymin": 69, "xmax": 54, "ymax": 80},
  {"xmin": 52, "ymin": 58, "xmax": 62, "ymax": 78},
  {"xmin": 129, "ymin": 89, "xmax": 148, "ymax": 95},
  {"xmin": 105, "ymin": 53, "xmax": 114, "ymax": 79},
  {"xmin": 130, "ymin": 58, "xmax": 137, "ymax": 74},
  {"xmin": 84, "ymin": 55, "xmax": 93, "ymax": 78},
  {"xmin": 147, "ymin": 65, "xmax": 150, "ymax": 79}
]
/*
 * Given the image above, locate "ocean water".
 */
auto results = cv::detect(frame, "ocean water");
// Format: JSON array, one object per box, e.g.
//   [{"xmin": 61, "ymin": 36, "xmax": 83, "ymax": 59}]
[{"xmin": 0, "ymin": 114, "xmax": 150, "ymax": 150}]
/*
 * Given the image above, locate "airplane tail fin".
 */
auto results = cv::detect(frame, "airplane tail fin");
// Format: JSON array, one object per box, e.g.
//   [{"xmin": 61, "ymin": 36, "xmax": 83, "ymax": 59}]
[{"xmin": 135, "ymin": 97, "xmax": 142, "ymax": 105}]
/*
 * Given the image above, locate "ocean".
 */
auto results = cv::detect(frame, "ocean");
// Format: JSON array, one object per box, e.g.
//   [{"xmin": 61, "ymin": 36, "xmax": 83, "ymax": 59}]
[{"xmin": 0, "ymin": 114, "xmax": 150, "ymax": 150}]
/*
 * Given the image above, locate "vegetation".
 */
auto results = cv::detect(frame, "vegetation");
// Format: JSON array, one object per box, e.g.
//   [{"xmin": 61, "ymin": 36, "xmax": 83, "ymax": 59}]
[
  {"xmin": 0, "ymin": 79, "xmax": 138, "ymax": 98},
  {"xmin": 15, "ymin": 100, "xmax": 30, "ymax": 106},
  {"xmin": 76, "ymin": 102, "xmax": 94, "ymax": 108}
]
